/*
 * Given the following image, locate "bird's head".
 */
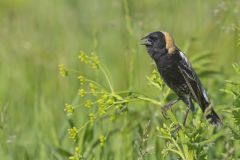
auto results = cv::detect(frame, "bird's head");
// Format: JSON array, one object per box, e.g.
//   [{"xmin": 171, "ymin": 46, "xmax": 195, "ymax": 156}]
[{"xmin": 141, "ymin": 31, "xmax": 176, "ymax": 58}]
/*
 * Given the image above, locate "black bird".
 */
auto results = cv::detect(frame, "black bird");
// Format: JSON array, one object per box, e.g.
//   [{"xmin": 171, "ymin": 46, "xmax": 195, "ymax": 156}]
[{"xmin": 141, "ymin": 31, "xmax": 221, "ymax": 126}]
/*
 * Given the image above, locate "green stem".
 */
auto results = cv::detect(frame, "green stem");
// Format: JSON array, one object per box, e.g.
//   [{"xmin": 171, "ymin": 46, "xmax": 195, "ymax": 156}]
[
  {"xmin": 136, "ymin": 96, "xmax": 162, "ymax": 106},
  {"xmin": 85, "ymin": 79, "xmax": 107, "ymax": 91},
  {"xmin": 162, "ymin": 88, "xmax": 171, "ymax": 102},
  {"xmin": 78, "ymin": 121, "xmax": 90, "ymax": 132},
  {"xmin": 113, "ymin": 99, "xmax": 136, "ymax": 105},
  {"xmin": 166, "ymin": 148, "xmax": 185, "ymax": 160},
  {"xmin": 99, "ymin": 64, "xmax": 114, "ymax": 93},
  {"xmin": 123, "ymin": 0, "xmax": 133, "ymax": 36},
  {"xmin": 167, "ymin": 111, "xmax": 193, "ymax": 160}
]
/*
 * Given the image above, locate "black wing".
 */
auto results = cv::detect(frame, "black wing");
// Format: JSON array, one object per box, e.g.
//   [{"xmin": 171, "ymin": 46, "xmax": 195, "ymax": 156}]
[{"xmin": 177, "ymin": 51, "xmax": 210, "ymax": 111}]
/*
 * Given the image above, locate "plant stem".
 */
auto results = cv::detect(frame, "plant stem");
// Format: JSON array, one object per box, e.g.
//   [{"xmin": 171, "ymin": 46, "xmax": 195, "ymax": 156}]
[
  {"xmin": 167, "ymin": 111, "xmax": 193, "ymax": 160},
  {"xmin": 136, "ymin": 96, "xmax": 162, "ymax": 106},
  {"xmin": 99, "ymin": 64, "xmax": 114, "ymax": 93}
]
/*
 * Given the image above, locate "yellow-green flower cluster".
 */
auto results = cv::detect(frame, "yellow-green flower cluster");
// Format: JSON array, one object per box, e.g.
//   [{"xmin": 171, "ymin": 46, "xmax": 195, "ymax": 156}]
[
  {"xmin": 78, "ymin": 51, "xmax": 89, "ymax": 63},
  {"xmin": 96, "ymin": 94, "xmax": 114, "ymax": 116},
  {"xmin": 69, "ymin": 147, "xmax": 82, "ymax": 160},
  {"xmin": 78, "ymin": 51, "xmax": 100, "ymax": 69},
  {"xmin": 98, "ymin": 105, "xmax": 106, "ymax": 116},
  {"xmin": 96, "ymin": 94, "xmax": 121, "ymax": 116},
  {"xmin": 64, "ymin": 103, "xmax": 74, "ymax": 116},
  {"xmin": 106, "ymin": 97, "xmax": 114, "ymax": 105},
  {"xmin": 99, "ymin": 135, "xmax": 106, "ymax": 147},
  {"xmin": 97, "ymin": 97, "xmax": 106, "ymax": 116},
  {"xmin": 89, "ymin": 83, "xmax": 97, "ymax": 96},
  {"xmin": 84, "ymin": 99, "xmax": 92, "ymax": 108},
  {"xmin": 89, "ymin": 53, "xmax": 100, "ymax": 69},
  {"xmin": 89, "ymin": 113, "xmax": 96, "ymax": 126},
  {"xmin": 79, "ymin": 89, "xmax": 86, "ymax": 97},
  {"xmin": 78, "ymin": 76, "xmax": 86, "ymax": 85},
  {"xmin": 68, "ymin": 127, "xmax": 78, "ymax": 141},
  {"xmin": 58, "ymin": 64, "xmax": 68, "ymax": 77}
]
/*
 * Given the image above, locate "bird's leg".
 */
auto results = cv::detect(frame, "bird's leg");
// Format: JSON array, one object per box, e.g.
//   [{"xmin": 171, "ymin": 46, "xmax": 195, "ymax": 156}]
[
  {"xmin": 161, "ymin": 98, "xmax": 180, "ymax": 118},
  {"xmin": 183, "ymin": 108, "xmax": 190, "ymax": 126},
  {"xmin": 172, "ymin": 108, "xmax": 190, "ymax": 133}
]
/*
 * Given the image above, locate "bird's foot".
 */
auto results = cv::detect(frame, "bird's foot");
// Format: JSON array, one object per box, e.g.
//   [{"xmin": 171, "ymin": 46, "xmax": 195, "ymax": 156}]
[
  {"xmin": 171, "ymin": 124, "xmax": 182, "ymax": 134},
  {"xmin": 161, "ymin": 99, "xmax": 179, "ymax": 118},
  {"xmin": 161, "ymin": 103, "xmax": 173, "ymax": 118}
]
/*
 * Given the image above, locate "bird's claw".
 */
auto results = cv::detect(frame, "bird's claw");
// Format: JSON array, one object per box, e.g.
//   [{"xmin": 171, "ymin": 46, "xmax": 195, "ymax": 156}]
[
  {"xmin": 161, "ymin": 99, "xmax": 179, "ymax": 119},
  {"xmin": 161, "ymin": 103, "xmax": 173, "ymax": 119},
  {"xmin": 171, "ymin": 124, "xmax": 182, "ymax": 134}
]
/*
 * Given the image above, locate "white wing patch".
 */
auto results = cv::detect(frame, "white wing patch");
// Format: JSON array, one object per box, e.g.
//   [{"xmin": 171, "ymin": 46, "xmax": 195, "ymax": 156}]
[
  {"xmin": 202, "ymin": 88, "xmax": 209, "ymax": 102},
  {"xmin": 179, "ymin": 51, "xmax": 189, "ymax": 63}
]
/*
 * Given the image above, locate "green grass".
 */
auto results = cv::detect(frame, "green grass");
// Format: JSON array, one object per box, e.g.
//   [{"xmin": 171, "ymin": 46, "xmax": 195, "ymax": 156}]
[{"xmin": 0, "ymin": 0, "xmax": 240, "ymax": 159}]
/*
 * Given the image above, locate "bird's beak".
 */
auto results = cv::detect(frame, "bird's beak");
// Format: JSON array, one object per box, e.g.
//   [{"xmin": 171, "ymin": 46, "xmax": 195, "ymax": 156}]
[{"xmin": 140, "ymin": 36, "xmax": 152, "ymax": 46}]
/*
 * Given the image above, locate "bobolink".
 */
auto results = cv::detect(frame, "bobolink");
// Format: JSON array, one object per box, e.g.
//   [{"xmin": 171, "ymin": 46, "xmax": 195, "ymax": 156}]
[{"xmin": 141, "ymin": 31, "xmax": 221, "ymax": 126}]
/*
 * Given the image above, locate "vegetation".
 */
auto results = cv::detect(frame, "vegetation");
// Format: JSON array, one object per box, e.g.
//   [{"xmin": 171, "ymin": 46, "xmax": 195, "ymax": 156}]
[{"xmin": 0, "ymin": 0, "xmax": 240, "ymax": 159}]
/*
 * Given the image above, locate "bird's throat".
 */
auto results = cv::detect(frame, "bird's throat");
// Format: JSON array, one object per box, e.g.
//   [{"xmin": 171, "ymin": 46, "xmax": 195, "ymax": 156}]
[{"xmin": 148, "ymin": 48, "xmax": 168, "ymax": 60}]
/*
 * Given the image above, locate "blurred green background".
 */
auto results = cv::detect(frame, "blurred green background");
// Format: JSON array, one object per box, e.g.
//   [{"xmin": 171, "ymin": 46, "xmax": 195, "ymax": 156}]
[{"xmin": 0, "ymin": 0, "xmax": 240, "ymax": 159}]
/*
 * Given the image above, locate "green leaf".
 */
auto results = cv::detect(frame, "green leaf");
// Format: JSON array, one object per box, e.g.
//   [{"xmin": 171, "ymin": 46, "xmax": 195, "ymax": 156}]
[
  {"xmin": 198, "ymin": 70, "xmax": 220, "ymax": 77},
  {"xmin": 54, "ymin": 147, "xmax": 72, "ymax": 157},
  {"xmin": 190, "ymin": 51, "xmax": 212, "ymax": 63},
  {"xmin": 232, "ymin": 63, "xmax": 240, "ymax": 74}
]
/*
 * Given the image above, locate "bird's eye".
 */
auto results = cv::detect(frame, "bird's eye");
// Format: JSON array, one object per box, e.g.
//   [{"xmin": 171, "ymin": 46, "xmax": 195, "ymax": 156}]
[{"xmin": 149, "ymin": 36, "xmax": 158, "ymax": 41}]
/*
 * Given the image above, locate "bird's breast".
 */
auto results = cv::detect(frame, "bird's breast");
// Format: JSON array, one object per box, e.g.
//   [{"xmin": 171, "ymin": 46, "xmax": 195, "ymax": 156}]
[
  {"xmin": 156, "ymin": 54, "xmax": 178, "ymax": 72},
  {"xmin": 155, "ymin": 54, "xmax": 186, "ymax": 90}
]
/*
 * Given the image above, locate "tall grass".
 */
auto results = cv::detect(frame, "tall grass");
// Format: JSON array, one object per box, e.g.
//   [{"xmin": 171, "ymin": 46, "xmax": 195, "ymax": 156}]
[{"xmin": 0, "ymin": 0, "xmax": 239, "ymax": 159}]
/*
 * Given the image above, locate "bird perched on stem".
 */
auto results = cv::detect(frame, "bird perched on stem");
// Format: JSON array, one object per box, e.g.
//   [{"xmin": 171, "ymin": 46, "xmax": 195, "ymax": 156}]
[{"xmin": 141, "ymin": 31, "xmax": 222, "ymax": 126}]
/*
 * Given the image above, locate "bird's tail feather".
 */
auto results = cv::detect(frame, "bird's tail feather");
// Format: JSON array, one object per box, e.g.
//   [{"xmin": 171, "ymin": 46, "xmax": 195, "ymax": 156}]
[{"xmin": 205, "ymin": 108, "xmax": 222, "ymax": 126}]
